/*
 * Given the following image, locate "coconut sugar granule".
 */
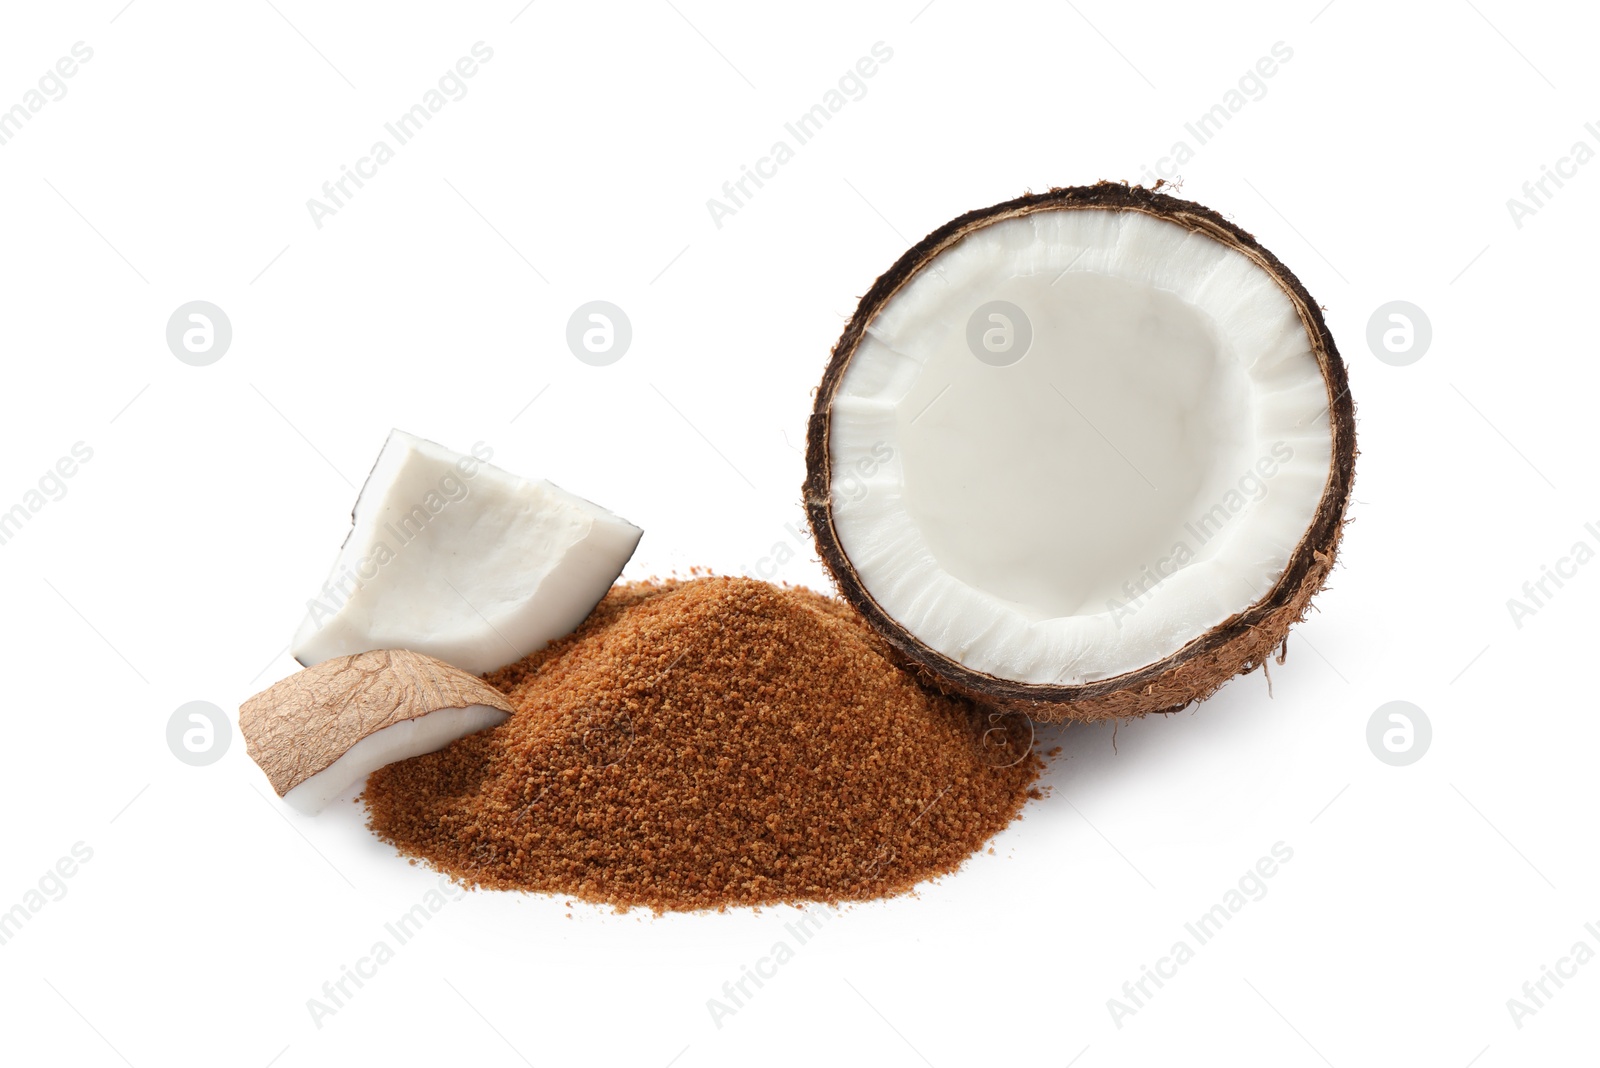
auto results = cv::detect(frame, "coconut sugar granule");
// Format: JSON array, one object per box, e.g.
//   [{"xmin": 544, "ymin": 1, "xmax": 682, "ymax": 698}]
[{"xmin": 363, "ymin": 576, "xmax": 1040, "ymax": 912}]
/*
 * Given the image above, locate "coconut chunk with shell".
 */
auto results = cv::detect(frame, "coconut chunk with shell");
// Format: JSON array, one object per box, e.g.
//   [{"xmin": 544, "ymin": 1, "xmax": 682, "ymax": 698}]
[
  {"xmin": 241, "ymin": 649, "xmax": 515, "ymax": 814},
  {"xmin": 292, "ymin": 430, "xmax": 643, "ymax": 677},
  {"xmin": 804, "ymin": 183, "xmax": 1356, "ymax": 723}
]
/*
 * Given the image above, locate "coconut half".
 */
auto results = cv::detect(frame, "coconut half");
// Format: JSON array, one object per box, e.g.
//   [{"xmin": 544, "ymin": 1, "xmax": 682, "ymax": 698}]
[
  {"xmin": 292, "ymin": 430, "xmax": 643, "ymax": 676},
  {"xmin": 804, "ymin": 183, "xmax": 1356, "ymax": 722},
  {"xmin": 240, "ymin": 649, "xmax": 515, "ymax": 814}
]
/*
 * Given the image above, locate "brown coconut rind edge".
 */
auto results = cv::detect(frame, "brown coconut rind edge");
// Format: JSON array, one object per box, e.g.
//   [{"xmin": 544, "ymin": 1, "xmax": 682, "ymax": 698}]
[
  {"xmin": 803, "ymin": 182, "xmax": 1357, "ymax": 724},
  {"xmin": 240, "ymin": 649, "xmax": 515, "ymax": 797}
]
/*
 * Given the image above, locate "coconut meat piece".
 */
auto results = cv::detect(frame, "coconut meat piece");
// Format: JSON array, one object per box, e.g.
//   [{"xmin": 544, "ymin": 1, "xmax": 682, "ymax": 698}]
[
  {"xmin": 828, "ymin": 207, "xmax": 1333, "ymax": 685},
  {"xmin": 240, "ymin": 649, "xmax": 516, "ymax": 815},
  {"xmin": 292, "ymin": 430, "xmax": 643, "ymax": 676},
  {"xmin": 282, "ymin": 704, "xmax": 507, "ymax": 814}
]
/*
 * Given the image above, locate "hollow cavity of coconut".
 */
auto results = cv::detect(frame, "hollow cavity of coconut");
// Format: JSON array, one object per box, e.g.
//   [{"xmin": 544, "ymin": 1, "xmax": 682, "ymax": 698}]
[{"xmin": 804, "ymin": 183, "xmax": 1356, "ymax": 723}]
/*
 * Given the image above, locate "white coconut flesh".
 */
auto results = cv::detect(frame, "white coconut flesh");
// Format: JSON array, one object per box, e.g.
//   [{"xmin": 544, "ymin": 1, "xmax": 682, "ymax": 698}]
[
  {"xmin": 828, "ymin": 208, "xmax": 1333, "ymax": 685},
  {"xmin": 282, "ymin": 703, "xmax": 508, "ymax": 815},
  {"xmin": 292, "ymin": 430, "xmax": 642, "ymax": 676}
]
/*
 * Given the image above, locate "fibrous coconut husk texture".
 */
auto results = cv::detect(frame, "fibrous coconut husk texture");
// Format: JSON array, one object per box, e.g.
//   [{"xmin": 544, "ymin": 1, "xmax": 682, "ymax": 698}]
[
  {"xmin": 803, "ymin": 182, "xmax": 1357, "ymax": 724},
  {"xmin": 240, "ymin": 649, "xmax": 514, "ymax": 797}
]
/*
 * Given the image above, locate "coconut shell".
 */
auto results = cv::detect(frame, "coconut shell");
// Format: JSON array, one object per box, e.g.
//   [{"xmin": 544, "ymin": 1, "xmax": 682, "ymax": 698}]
[
  {"xmin": 803, "ymin": 182, "xmax": 1357, "ymax": 723},
  {"xmin": 240, "ymin": 649, "xmax": 515, "ymax": 797}
]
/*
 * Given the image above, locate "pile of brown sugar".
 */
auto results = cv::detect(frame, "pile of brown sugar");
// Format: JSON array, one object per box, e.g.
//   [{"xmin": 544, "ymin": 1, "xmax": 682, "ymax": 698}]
[{"xmin": 363, "ymin": 576, "xmax": 1040, "ymax": 912}]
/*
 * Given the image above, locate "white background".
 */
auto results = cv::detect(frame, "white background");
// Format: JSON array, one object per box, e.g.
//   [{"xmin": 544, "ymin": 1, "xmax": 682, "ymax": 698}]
[{"xmin": 1, "ymin": 1, "xmax": 1595, "ymax": 1064}]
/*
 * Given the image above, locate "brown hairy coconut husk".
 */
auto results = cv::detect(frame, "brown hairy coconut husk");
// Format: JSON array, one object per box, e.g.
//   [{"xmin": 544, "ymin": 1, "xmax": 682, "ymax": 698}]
[{"xmin": 804, "ymin": 183, "xmax": 1356, "ymax": 723}]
